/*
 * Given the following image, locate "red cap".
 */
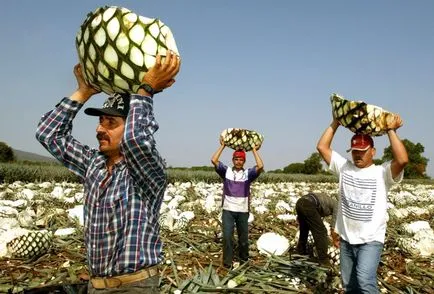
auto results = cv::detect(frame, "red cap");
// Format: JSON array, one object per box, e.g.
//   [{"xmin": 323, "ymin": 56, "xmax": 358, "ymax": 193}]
[
  {"xmin": 233, "ymin": 150, "xmax": 246, "ymax": 160},
  {"xmin": 347, "ymin": 134, "xmax": 374, "ymax": 152}
]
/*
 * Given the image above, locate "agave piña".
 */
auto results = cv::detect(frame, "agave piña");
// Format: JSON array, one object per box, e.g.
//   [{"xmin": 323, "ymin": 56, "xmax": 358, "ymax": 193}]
[
  {"xmin": 220, "ymin": 128, "xmax": 264, "ymax": 152},
  {"xmin": 331, "ymin": 93, "xmax": 401, "ymax": 136},
  {"xmin": 7, "ymin": 231, "xmax": 52, "ymax": 259},
  {"xmin": 76, "ymin": 6, "xmax": 179, "ymax": 95}
]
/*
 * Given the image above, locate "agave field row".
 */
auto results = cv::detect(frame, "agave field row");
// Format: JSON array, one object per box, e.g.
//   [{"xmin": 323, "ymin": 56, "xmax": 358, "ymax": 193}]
[{"xmin": 0, "ymin": 178, "xmax": 433, "ymax": 293}]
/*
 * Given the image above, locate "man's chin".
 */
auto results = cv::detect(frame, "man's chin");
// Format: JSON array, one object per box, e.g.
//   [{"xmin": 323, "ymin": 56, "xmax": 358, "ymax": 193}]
[
  {"xmin": 354, "ymin": 161, "xmax": 365, "ymax": 168},
  {"xmin": 98, "ymin": 145, "xmax": 109, "ymax": 153}
]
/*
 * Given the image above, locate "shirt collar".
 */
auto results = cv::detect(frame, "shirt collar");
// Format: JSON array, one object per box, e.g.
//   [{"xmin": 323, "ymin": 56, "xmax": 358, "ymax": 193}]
[{"xmin": 232, "ymin": 166, "xmax": 245, "ymax": 172}]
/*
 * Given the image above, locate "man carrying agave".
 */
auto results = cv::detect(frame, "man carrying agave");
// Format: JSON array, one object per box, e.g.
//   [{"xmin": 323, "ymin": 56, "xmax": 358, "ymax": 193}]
[
  {"xmin": 36, "ymin": 51, "xmax": 180, "ymax": 293},
  {"xmin": 316, "ymin": 111, "xmax": 408, "ymax": 293},
  {"xmin": 211, "ymin": 136, "xmax": 264, "ymax": 269}
]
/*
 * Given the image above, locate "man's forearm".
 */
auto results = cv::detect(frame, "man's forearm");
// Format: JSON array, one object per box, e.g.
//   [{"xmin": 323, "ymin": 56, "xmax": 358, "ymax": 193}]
[
  {"xmin": 69, "ymin": 89, "xmax": 94, "ymax": 104},
  {"xmin": 211, "ymin": 145, "xmax": 225, "ymax": 166},
  {"xmin": 252, "ymin": 149, "xmax": 264, "ymax": 171},
  {"xmin": 317, "ymin": 120, "xmax": 339, "ymax": 165},
  {"xmin": 387, "ymin": 129, "xmax": 409, "ymax": 178}
]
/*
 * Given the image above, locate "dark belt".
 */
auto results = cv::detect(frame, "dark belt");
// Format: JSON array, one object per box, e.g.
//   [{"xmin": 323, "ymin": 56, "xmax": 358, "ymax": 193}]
[{"xmin": 90, "ymin": 265, "xmax": 159, "ymax": 289}]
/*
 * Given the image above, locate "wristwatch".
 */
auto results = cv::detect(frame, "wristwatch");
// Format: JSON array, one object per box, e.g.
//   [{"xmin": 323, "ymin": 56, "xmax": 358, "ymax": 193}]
[{"xmin": 138, "ymin": 83, "xmax": 156, "ymax": 96}]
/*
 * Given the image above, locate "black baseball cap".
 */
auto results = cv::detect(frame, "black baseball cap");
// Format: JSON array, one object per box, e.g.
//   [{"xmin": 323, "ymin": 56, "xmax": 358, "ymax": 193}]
[{"xmin": 84, "ymin": 93, "xmax": 130, "ymax": 117}]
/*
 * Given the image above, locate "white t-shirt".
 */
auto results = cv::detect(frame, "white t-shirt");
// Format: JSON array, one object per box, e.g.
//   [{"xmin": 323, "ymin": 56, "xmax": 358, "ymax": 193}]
[{"xmin": 329, "ymin": 151, "xmax": 403, "ymax": 244}]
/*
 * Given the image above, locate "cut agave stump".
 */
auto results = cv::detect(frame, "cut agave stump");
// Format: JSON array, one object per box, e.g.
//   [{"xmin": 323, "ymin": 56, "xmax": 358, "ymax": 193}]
[
  {"xmin": 331, "ymin": 93, "xmax": 401, "ymax": 136},
  {"xmin": 76, "ymin": 6, "xmax": 179, "ymax": 95},
  {"xmin": 221, "ymin": 128, "xmax": 264, "ymax": 152}
]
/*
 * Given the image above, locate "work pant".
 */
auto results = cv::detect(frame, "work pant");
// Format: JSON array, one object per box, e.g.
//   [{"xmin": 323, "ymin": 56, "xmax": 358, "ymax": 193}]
[
  {"xmin": 295, "ymin": 196, "xmax": 329, "ymax": 262},
  {"xmin": 340, "ymin": 239, "xmax": 383, "ymax": 294},
  {"xmin": 222, "ymin": 209, "xmax": 249, "ymax": 267}
]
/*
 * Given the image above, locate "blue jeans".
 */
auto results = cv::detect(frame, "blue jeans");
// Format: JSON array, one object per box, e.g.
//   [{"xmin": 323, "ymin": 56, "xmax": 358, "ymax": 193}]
[
  {"xmin": 340, "ymin": 238, "xmax": 383, "ymax": 294},
  {"xmin": 222, "ymin": 210, "xmax": 249, "ymax": 267}
]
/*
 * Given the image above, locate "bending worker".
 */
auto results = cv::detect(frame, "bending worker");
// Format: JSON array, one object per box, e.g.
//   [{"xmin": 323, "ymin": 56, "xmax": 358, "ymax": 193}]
[{"xmin": 295, "ymin": 192, "xmax": 338, "ymax": 266}]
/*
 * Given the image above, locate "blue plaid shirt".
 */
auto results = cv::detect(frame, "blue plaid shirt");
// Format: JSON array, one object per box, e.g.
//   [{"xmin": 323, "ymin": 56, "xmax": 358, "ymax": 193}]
[{"xmin": 36, "ymin": 95, "xmax": 167, "ymax": 276}]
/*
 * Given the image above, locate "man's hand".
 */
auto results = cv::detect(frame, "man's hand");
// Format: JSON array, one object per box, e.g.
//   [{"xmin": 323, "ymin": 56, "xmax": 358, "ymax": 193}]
[
  {"xmin": 331, "ymin": 118, "xmax": 340, "ymax": 128},
  {"xmin": 71, "ymin": 64, "xmax": 100, "ymax": 103},
  {"xmin": 251, "ymin": 142, "xmax": 262, "ymax": 151},
  {"xmin": 386, "ymin": 114, "xmax": 403, "ymax": 131},
  {"xmin": 331, "ymin": 230, "xmax": 340, "ymax": 248},
  {"xmin": 219, "ymin": 135, "xmax": 225, "ymax": 146},
  {"xmin": 141, "ymin": 50, "xmax": 181, "ymax": 93}
]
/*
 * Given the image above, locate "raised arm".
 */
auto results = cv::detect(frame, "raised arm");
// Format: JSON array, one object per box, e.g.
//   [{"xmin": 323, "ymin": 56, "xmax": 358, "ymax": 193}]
[
  {"xmin": 386, "ymin": 116, "xmax": 408, "ymax": 179},
  {"xmin": 252, "ymin": 147, "xmax": 264, "ymax": 174},
  {"xmin": 122, "ymin": 51, "xmax": 181, "ymax": 188},
  {"xmin": 211, "ymin": 136, "xmax": 225, "ymax": 167},
  {"xmin": 317, "ymin": 119, "xmax": 340, "ymax": 165},
  {"xmin": 35, "ymin": 64, "xmax": 101, "ymax": 179}
]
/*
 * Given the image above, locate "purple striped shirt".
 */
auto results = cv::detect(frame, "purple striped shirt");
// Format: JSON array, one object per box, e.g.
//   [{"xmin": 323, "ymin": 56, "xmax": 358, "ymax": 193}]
[
  {"xmin": 36, "ymin": 95, "xmax": 167, "ymax": 276},
  {"xmin": 215, "ymin": 162, "xmax": 258, "ymax": 212}
]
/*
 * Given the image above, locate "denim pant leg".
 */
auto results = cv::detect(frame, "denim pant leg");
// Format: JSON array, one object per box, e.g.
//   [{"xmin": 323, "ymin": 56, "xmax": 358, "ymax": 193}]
[
  {"xmin": 222, "ymin": 210, "xmax": 235, "ymax": 266},
  {"xmin": 340, "ymin": 239, "xmax": 383, "ymax": 294},
  {"xmin": 340, "ymin": 239, "xmax": 359, "ymax": 293},
  {"xmin": 235, "ymin": 212, "xmax": 249, "ymax": 262},
  {"xmin": 356, "ymin": 241, "xmax": 383, "ymax": 294}
]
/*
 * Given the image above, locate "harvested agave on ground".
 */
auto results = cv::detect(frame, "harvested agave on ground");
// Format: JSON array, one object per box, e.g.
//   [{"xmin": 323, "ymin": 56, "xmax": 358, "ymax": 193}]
[
  {"xmin": 7, "ymin": 231, "xmax": 52, "ymax": 259},
  {"xmin": 256, "ymin": 232, "xmax": 289, "ymax": 256},
  {"xmin": 220, "ymin": 128, "xmax": 264, "ymax": 152},
  {"xmin": 330, "ymin": 93, "xmax": 402, "ymax": 136},
  {"xmin": 328, "ymin": 246, "xmax": 340, "ymax": 266},
  {"xmin": 76, "ymin": 6, "xmax": 179, "ymax": 95}
]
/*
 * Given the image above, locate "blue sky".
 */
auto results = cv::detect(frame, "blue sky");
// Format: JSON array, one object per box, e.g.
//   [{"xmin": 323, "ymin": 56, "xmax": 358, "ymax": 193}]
[{"xmin": 1, "ymin": 1, "xmax": 433, "ymax": 177}]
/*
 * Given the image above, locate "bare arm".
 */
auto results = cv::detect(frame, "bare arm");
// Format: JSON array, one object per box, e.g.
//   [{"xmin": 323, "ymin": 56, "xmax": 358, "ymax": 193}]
[
  {"xmin": 211, "ymin": 136, "xmax": 225, "ymax": 167},
  {"xmin": 317, "ymin": 119, "xmax": 340, "ymax": 165},
  {"xmin": 386, "ymin": 116, "xmax": 408, "ymax": 179},
  {"xmin": 252, "ymin": 148, "xmax": 264, "ymax": 174}
]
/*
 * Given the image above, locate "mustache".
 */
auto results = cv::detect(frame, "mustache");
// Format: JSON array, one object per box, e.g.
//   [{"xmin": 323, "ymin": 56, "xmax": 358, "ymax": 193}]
[{"xmin": 96, "ymin": 133, "xmax": 109, "ymax": 141}]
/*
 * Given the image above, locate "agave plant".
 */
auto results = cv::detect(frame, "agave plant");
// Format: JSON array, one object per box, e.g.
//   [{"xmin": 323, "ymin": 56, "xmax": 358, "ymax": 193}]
[
  {"xmin": 7, "ymin": 230, "xmax": 52, "ymax": 259},
  {"xmin": 76, "ymin": 6, "xmax": 179, "ymax": 94},
  {"xmin": 220, "ymin": 128, "xmax": 264, "ymax": 152},
  {"xmin": 330, "ymin": 93, "xmax": 401, "ymax": 136}
]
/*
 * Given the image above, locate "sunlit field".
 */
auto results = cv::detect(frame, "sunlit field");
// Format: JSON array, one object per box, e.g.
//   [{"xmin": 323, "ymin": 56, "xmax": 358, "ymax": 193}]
[{"xmin": 0, "ymin": 163, "xmax": 433, "ymax": 293}]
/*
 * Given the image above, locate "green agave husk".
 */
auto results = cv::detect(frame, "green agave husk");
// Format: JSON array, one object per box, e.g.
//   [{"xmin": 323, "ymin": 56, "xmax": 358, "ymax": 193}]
[
  {"xmin": 330, "ymin": 93, "xmax": 399, "ymax": 136},
  {"xmin": 7, "ymin": 231, "xmax": 52, "ymax": 259},
  {"xmin": 76, "ymin": 6, "xmax": 179, "ymax": 95},
  {"xmin": 221, "ymin": 128, "xmax": 264, "ymax": 152}
]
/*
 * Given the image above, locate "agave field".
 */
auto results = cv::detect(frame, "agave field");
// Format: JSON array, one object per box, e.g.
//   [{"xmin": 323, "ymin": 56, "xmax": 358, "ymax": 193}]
[{"xmin": 0, "ymin": 168, "xmax": 433, "ymax": 293}]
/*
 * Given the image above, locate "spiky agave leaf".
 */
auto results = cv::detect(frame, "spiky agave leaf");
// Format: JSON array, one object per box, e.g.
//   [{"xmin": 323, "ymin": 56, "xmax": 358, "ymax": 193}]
[
  {"xmin": 7, "ymin": 230, "xmax": 52, "ymax": 259},
  {"xmin": 330, "ymin": 93, "xmax": 401, "ymax": 136},
  {"xmin": 220, "ymin": 128, "xmax": 264, "ymax": 151},
  {"xmin": 76, "ymin": 6, "xmax": 179, "ymax": 95}
]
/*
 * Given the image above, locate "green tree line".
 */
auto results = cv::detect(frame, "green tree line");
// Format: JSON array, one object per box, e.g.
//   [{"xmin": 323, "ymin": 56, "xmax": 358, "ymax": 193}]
[
  {"xmin": 0, "ymin": 139, "xmax": 430, "ymax": 179},
  {"xmin": 269, "ymin": 139, "xmax": 430, "ymax": 179}
]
